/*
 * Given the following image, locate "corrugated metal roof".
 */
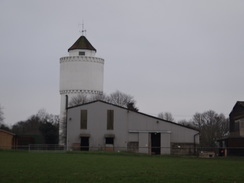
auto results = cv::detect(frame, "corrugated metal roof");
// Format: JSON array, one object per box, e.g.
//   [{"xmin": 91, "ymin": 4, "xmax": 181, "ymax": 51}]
[{"xmin": 68, "ymin": 36, "xmax": 96, "ymax": 52}]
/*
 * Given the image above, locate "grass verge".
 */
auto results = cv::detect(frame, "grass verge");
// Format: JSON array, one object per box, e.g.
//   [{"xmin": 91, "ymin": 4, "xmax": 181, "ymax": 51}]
[{"xmin": 0, "ymin": 150, "xmax": 244, "ymax": 183}]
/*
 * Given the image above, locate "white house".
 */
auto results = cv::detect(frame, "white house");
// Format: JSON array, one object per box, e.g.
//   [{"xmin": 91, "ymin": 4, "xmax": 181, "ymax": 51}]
[{"xmin": 66, "ymin": 100, "xmax": 199, "ymax": 155}]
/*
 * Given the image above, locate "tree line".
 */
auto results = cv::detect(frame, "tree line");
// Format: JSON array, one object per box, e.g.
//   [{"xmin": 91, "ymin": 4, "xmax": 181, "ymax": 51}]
[
  {"xmin": 158, "ymin": 111, "xmax": 229, "ymax": 148},
  {"xmin": 0, "ymin": 107, "xmax": 59, "ymax": 144}
]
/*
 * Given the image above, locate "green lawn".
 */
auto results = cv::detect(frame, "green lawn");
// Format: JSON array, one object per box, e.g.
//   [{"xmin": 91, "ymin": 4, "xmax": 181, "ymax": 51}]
[{"xmin": 0, "ymin": 151, "xmax": 244, "ymax": 183}]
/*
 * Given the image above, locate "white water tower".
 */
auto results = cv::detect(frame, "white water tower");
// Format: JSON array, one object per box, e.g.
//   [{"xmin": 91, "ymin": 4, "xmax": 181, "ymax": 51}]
[{"xmin": 59, "ymin": 35, "xmax": 104, "ymax": 143}]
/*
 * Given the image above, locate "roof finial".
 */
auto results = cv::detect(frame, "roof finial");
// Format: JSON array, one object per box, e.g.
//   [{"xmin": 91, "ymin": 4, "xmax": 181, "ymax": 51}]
[{"xmin": 79, "ymin": 20, "xmax": 86, "ymax": 36}]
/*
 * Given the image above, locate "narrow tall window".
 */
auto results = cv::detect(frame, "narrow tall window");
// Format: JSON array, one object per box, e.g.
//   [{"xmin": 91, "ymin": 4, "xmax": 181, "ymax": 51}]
[
  {"xmin": 80, "ymin": 110, "xmax": 87, "ymax": 129},
  {"xmin": 107, "ymin": 110, "xmax": 114, "ymax": 130}
]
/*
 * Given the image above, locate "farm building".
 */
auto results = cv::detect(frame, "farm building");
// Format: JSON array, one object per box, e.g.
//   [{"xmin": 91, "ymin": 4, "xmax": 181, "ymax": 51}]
[
  {"xmin": 66, "ymin": 100, "xmax": 199, "ymax": 155},
  {"xmin": 0, "ymin": 129, "xmax": 15, "ymax": 149},
  {"xmin": 218, "ymin": 101, "xmax": 244, "ymax": 156}
]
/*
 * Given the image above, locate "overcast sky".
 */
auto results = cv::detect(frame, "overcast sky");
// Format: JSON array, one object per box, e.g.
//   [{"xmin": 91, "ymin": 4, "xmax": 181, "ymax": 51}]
[{"xmin": 1, "ymin": 0, "xmax": 244, "ymax": 125}]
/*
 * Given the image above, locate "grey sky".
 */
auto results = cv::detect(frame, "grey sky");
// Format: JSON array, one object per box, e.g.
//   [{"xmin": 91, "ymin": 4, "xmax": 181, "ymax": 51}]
[{"xmin": 1, "ymin": 0, "xmax": 243, "ymax": 125}]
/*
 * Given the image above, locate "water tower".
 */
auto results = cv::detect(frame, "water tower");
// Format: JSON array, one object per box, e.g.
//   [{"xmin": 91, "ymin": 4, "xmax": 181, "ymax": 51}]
[{"xmin": 59, "ymin": 35, "xmax": 104, "ymax": 143}]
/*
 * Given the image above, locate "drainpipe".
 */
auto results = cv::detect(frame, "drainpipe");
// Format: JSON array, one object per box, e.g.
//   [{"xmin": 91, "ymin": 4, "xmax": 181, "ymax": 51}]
[
  {"xmin": 65, "ymin": 95, "xmax": 68, "ymax": 151},
  {"xmin": 194, "ymin": 132, "xmax": 199, "ymax": 155}
]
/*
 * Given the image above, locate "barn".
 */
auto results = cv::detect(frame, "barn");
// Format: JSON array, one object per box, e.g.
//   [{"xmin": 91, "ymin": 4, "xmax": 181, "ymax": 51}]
[
  {"xmin": 66, "ymin": 100, "xmax": 199, "ymax": 155},
  {"xmin": 0, "ymin": 129, "xmax": 15, "ymax": 149}
]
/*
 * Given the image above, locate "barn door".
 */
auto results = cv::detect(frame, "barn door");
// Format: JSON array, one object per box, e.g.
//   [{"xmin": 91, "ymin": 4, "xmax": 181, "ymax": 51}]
[
  {"xmin": 151, "ymin": 133, "xmax": 161, "ymax": 155},
  {"xmin": 80, "ymin": 137, "xmax": 89, "ymax": 151}
]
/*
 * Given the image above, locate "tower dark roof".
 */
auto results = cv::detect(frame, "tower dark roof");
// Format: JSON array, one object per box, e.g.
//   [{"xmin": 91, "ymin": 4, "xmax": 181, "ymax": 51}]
[{"xmin": 68, "ymin": 36, "xmax": 96, "ymax": 52}]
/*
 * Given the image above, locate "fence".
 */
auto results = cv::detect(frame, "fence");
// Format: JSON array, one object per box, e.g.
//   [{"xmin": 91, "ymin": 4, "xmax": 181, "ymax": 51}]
[
  {"xmin": 1, "ymin": 145, "xmax": 244, "ymax": 156},
  {"xmin": 0, "ymin": 144, "xmax": 65, "ymax": 151},
  {"xmin": 28, "ymin": 144, "xmax": 65, "ymax": 151}
]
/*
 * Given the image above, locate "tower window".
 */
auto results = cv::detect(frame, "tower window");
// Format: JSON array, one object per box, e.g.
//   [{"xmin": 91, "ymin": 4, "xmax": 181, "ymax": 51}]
[{"xmin": 79, "ymin": 51, "xmax": 85, "ymax": 56}]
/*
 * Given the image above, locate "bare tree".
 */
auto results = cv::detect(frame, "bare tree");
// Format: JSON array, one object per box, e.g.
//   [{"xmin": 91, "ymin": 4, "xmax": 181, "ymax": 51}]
[
  {"xmin": 0, "ymin": 105, "xmax": 4, "ymax": 125},
  {"xmin": 158, "ymin": 112, "xmax": 174, "ymax": 122},
  {"xmin": 69, "ymin": 94, "xmax": 89, "ymax": 107},
  {"xmin": 69, "ymin": 93, "xmax": 108, "ymax": 107},
  {"xmin": 107, "ymin": 90, "xmax": 136, "ymax": 108},
  {"xmin": 178, "ymin": 119, "xmax": 195, "ymax": 128},
  {"xmin": 0, "ymin": 105, "xmax": 10, "ymax": 131},
  {"xmin": 192, "ymin": 110, "xmax": 229, "ymax": 148},
  {"xmin": 68, "ymin": 91, "xmax": 139, "ymax": 110},
  {"xmin": 89, "ymin": 93, "xmax": 107, "ymax": 102}
]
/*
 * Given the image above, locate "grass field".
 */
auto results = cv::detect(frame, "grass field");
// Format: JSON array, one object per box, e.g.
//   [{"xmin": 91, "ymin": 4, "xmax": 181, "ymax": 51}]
[{"xmin": 0, "ymin": 151, "xmax": 244, "ymax": 183}]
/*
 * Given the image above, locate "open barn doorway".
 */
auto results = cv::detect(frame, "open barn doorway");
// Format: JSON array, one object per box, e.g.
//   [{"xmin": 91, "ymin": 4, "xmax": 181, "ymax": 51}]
[
  {"xmin": 80, "ymin": 137, "xmax": 89, "ymax": 151},
  {"xmin": 151, "ymin": 133, "xmax": 161, "ymax": 155}
]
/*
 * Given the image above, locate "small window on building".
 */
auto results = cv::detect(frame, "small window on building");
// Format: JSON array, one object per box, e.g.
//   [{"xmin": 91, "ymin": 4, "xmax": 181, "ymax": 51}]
[
  {"xmin": 80, "ymin": 110, "xmax": 87, "ymax": 129},
  {"xmin": 105, "ymin": 137, "xmax": 114, "ymax": 145},
  {"xmin": 107, "ymin": 110, "xmax": 114, "ymax": 130},
  {"xmin": 105, "ymin": 137, "xmax": 114, "ymax": 152},
  {"xmin": 79, "ymin": 51, "xmax": 85, "ymax": 56}
]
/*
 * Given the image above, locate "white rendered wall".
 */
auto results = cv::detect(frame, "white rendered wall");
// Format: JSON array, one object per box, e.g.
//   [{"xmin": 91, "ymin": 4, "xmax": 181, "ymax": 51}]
[
  {"xmin": 138, "ymin": 133, "xmax": 149, "ymax": 154},
  {"xmin": 66, "ymin": 101, "xmax": 199, "ymax": 154},
  {"xmin": 60, "ymin": 56, "xmax": 104, "ymax": 92}
]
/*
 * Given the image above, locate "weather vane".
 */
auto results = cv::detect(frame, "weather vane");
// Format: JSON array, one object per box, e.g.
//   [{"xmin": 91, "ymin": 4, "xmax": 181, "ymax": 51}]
[{"xmin": 79, "ymin": 21, "xmax": 86, "ymax": 36}]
